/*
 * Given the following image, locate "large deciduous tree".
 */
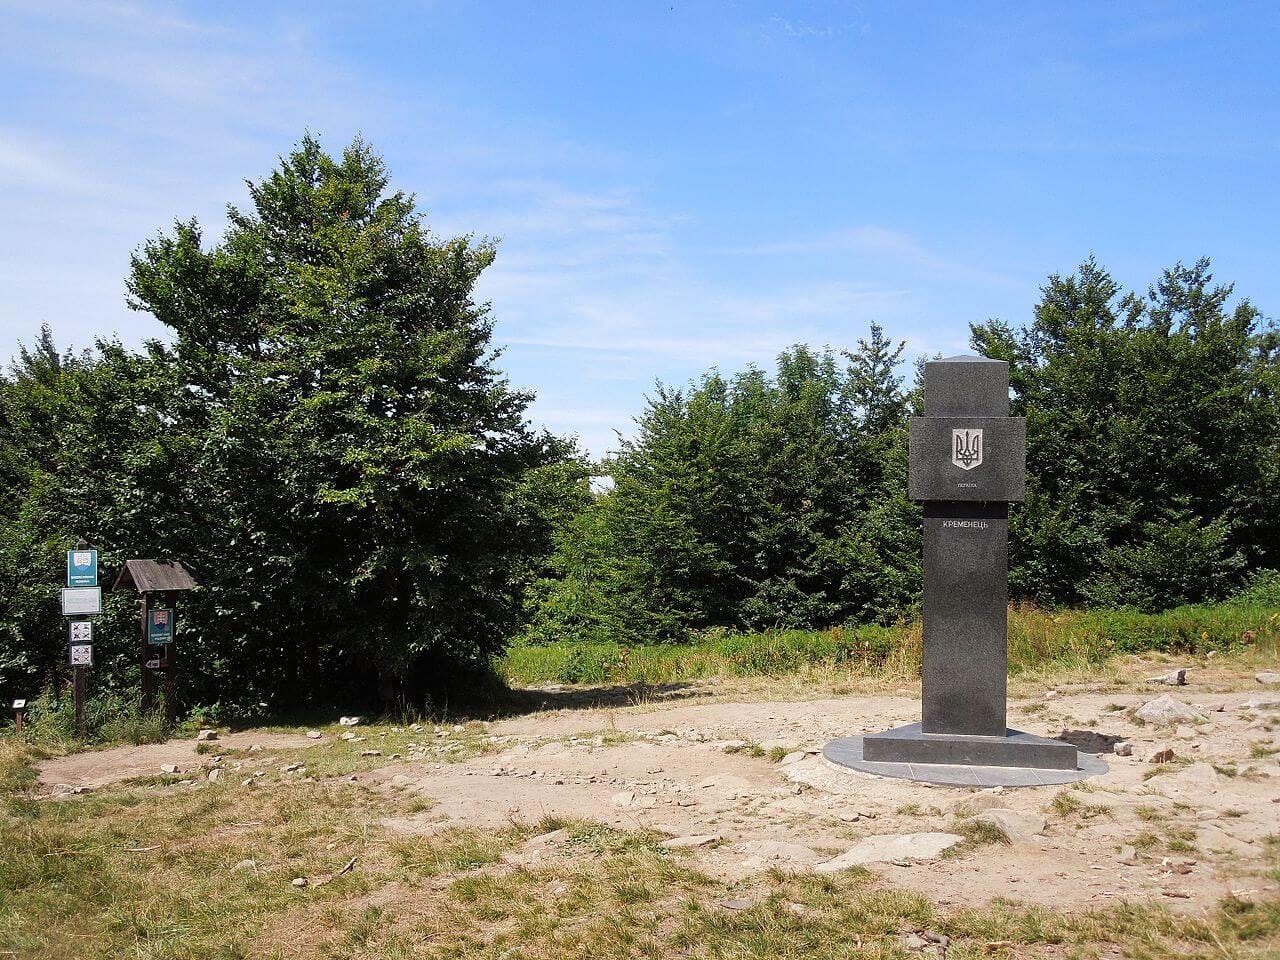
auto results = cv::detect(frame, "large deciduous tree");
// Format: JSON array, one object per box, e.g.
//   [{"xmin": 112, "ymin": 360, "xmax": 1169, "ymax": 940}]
[{"xmin": 0, "ymin": 137, "xmax": 586, "ymax": 713}]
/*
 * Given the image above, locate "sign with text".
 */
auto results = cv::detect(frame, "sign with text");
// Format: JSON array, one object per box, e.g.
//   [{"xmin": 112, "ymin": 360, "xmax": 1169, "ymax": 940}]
[
  {"xmin": 70, "ymin": 644, "xmax": 93, "ymax": 667},
  {"xmin": 61, "ymin": 587, "xmax": 102, "ymax": 616},
  {"xmin": 147, "ymin": 607, "xmax": 174, "ymax": 645},
  {"xmin": 69, "ymin": 620, "xmax": 93, "ymax": 645},
  {"xmin": 66, "ymin": 549, "xmax": 98, "ymax": 587}
]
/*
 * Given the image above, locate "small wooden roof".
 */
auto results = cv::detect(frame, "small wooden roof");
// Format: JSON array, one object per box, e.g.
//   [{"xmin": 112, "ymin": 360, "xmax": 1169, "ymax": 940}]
[{"xmin": 112, "ymin": 559, "xmax": 199, "ymax": 593}]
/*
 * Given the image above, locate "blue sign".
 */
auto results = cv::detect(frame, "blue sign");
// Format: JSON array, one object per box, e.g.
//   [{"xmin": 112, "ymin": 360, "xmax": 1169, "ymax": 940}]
[
  {"xmin": 66, "ymin": 549, "xmax": 98, "ymax": 587},
  {"xmin": 148, "ymin": 607, "xmax": 174, "ymax": 645}
]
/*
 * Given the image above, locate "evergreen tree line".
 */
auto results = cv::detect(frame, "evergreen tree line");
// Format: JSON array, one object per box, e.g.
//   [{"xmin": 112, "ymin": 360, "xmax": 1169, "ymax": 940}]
[
  {"xmin": 523, "ymin": 257, "xmax": 1280, "ymax": 645},
  {"xmin": 2, "ymin": 135, "xmax": 1277, "ymax": 716}
]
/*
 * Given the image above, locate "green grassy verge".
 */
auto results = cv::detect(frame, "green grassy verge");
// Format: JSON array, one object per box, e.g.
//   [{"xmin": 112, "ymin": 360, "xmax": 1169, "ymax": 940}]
[{"xmin": 498, "ymin": 601, "xmax": 1280, "ymax": 686}]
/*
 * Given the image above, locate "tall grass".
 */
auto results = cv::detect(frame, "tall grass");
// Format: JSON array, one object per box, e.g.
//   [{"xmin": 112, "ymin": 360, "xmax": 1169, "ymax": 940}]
[
  {"xmin": 498, "ymin": 601, "xmax": 1280, "ymax": 686},
  {"xmin": 10, "ymin": 687, "xmax": 173, "ymax": 751}
]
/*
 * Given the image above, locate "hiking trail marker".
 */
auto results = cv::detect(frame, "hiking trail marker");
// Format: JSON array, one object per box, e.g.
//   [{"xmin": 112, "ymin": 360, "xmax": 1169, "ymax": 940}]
[
  {"xmin": 63, "ymin": 541, "xmax": 99, "ymax": 731},
  {"xmin": 113, "ymin": 559, "xmax": 198, "ymax": 721},
  {"xmin": 823, "ymin": 355, "xmax": 1106, "ymax": 787}
]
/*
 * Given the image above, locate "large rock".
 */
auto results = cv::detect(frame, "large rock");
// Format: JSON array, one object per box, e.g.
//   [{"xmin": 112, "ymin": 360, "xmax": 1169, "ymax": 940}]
[
  {"xmin": 973, "ymin": 808, "xmax": 1047, "ymax": 843},
  {"xmin": 1134, "ymin": 695, "xmax": 1205, "ymax": 727},
  {"xmin": 1145, "ymin": 669, "xmax": 1188, "ymax": 686},
  {"xmin": 814, "ymin": 832, "xmax": 963, "ymax": 873},
  {"xmin": 1254, "ymin": 672, "xmax": 1279, "ymax": 686}
]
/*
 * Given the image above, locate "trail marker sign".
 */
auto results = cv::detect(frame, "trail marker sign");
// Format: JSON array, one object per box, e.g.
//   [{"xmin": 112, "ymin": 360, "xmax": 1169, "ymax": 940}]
[
  {"xmin": 67, "ymin": 549, "xmax": 98, "ymax": 587},
  {"xmin": 70, "ymin": 644, "xmax": 93, "ymax": 667},
  {"xmin": 148, "ymin": 607, "xmax": 174, "ymax": 645}
]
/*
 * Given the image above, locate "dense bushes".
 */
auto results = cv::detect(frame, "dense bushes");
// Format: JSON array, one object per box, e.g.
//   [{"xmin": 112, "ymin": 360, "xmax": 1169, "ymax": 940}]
[
  {"xmin": 523, "ymin": 329, "xmax": 920, "ymax": 645},
  {"xmin": 525, "ymin": 258, "xmax": 1279, "ymax": 644}
]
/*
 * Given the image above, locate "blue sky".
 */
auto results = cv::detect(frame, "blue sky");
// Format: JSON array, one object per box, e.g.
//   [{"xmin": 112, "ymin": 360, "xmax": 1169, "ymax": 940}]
[{"xmin": 2, "ymin": 2, "xmax": 1277, "ymax": 455}]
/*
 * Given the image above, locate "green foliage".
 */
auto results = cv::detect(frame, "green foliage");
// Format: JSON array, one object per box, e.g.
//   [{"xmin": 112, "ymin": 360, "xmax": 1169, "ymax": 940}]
[
  {"xmin": 524, "ymin": 328, "xmax": 920, "ymax": 644},
  {"xmin": 0, "ymin": 136, "xmax": 585, "ymax": 715},
  {"xmin": 973, "ymin": 257, "xmax": 1280, "ymax": 611}
]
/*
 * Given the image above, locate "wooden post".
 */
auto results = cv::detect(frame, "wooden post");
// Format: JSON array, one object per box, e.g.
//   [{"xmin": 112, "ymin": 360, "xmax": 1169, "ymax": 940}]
[
  {"xmin": 73, "ymin": 666, "xmax": 86, "ymax": 732},
  {"xmin": 13, "ymin": 708, "xmax": 23, "ymax": 734},
  {"xmin": 140, "ymin": 594, "xmax": 155, "ymax": 715},
  {"xmin": 162, "ymin": 591, "xmax": 177, "ymax": 722}
]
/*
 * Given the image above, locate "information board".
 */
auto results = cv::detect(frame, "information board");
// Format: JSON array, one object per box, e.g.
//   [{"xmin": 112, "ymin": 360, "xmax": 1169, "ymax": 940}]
[{"xmin": 61, "ymin": 587, "xmax": 102, "ymax": 616}]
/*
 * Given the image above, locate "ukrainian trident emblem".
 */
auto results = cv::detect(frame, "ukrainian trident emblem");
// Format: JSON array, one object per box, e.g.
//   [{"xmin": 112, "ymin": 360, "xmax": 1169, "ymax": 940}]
[{"xmin": 952, "ymin": 428, "xmax": 983, "ymax": 470}]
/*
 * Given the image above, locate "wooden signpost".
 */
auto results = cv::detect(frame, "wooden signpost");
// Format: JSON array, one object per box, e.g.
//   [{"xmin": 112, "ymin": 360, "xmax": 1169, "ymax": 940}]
[
  {"xmin": 112, "ymin": 559, "xmax": 198, "ymax": 721},
  {"xmin": 62, "ymin": 543, "xmax": 100, "ymax": 731}
]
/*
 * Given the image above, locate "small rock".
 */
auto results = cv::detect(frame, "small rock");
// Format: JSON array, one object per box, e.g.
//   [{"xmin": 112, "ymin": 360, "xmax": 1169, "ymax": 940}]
[
  {"xmin": 526, "ymin": 829, "xmax": 567, "ymax": 848},
  {"xmin": 282, "ymin": 763, "xmax": 304, "ymax": 772},
  {"xmin": 207, "ymin": 768, "xmax": 222, "ymax": 782},
  {"xmin": 902, "ymin": 933, "xmax": 930, "ymax": 952},
  {"xmin": 195, "ymin": 729, "xmax": 219, "ymax": 742},
  {"xmin": 232, "ymin": 859, "xmax": 256, "ymax": 872},
  {"xmin": 1114, "ymin": 741, "xmax": 1133, "ymax": 757},
  {"xmin": 660, "ymin": 834, "xmax": 721, "ymax": 849},
  {"xmin": 306, "ymin": 730, "xmax": 323, "ymax": 740},
  {"xmin": 160, "ymin": 764, "xmax": 179, "ymax": 774},
  {"xmin": 1242, "ymin": 696, "xmax": 1280, "ymax": 711},
  {"xmin": 611, "ymin": 791, "xmax": 636, "ymax": 808},
  {"xmin": 1134, "ymin": 695, "xmax": 1205, "ymax": 727},
  {"xmin": 360, "ymin": 750, "xmax": 381, "ymax": 757},
  {"xmin": 291, "ymin": 877, "xmax": 308, "ymax": 888},
  {"xmin": 1256, "ymin": 672, "xmax": 1280, "ymax": 686},
  {"xmin": 780, "ymin": 751, "xmax": 806, "ymax": 766},
  {"xmin": 1151, "ymin": 748, "xmax": 1177, "ymax": 764},
  {"xmin": 1146, "ymin": 669, "xmax": 1188, "ymax": 686},
  {"xmin": 339, "ymin": 716, "xmax": 363, "ymax": 726},
  {"xmin": 973, "ymin": 808, "xmax": 1047, "ymax": 843},
  {"xmin": 737, "ymin": 839, "xmax": 820, "ymax": 864},
  {"xmin": 720, "ymin": 897, "xmax": 758, "ymax": 911},
  {"xmin": 1118, "ymin": 845, "xmax": 1138, "ymax": 865},
  {"xmin": 341, "ymin": 732, "xmax": 357, "ymax": 741},
  {"xmin": 1175, "ymin": 725, "xmax": 1197, "ymax": 740}
]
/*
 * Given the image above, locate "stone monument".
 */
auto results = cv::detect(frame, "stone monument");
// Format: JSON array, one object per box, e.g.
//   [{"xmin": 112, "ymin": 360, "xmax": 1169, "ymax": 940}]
[{"xmin": 824, "ymin": 356, "xmax": 1106, "ymax": 787}]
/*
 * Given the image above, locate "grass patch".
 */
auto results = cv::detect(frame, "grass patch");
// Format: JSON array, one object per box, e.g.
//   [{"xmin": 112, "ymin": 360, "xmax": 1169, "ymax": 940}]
[
  {"xmin": 2, "ymin": 759, "xmax": 1278, "ymax": 959},
  {"xmin": 498, "ymin": 600, "xmax": 1280, "ymax": 686}
]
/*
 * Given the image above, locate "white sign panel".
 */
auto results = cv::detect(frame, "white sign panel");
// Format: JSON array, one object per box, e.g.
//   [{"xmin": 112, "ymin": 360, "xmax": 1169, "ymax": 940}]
[
  {"xmin": 11, "ymin": 699, "xmax": 26, "ymax": 710},
  {"xmin": 69, "ymin": 620, "xmax": 93, "ymax": 644},
  {"xmin": 69, "ymin": 644, "xmax": 94, "ymax": 667},
  {"xmin": 61, "ymin": 587, "xmax": 102, "ymax": 616}
]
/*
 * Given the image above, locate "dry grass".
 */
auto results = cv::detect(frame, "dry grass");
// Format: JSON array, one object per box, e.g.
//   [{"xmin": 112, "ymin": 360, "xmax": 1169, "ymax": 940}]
[{"xmin": 2, "ymin": 754, "xmax": 1278, "ymax": 959}]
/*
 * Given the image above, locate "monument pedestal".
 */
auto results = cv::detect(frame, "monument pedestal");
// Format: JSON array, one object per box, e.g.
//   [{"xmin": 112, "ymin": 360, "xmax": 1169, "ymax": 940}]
[{"xmin": 862, "ymin": 722, "xmax": 1078, "ymax": 769}]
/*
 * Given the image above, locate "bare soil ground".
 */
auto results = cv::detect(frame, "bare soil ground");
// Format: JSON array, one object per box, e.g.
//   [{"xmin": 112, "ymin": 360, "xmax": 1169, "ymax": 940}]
[{"xmin": 34, "ymin": 660, "xmax": 1280, "ymax": 918}]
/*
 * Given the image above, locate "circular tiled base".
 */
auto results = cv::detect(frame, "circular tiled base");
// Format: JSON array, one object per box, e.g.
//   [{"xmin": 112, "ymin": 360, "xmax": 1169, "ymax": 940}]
[{"xmin": 823, "ymin": 735, "xmax": 1108, "ymax": 788}]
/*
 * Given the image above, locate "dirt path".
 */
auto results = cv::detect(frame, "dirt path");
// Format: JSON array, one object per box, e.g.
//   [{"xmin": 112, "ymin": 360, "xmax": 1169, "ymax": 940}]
[
  {"xmin": 32, "ymin": 673, "xmax": 1280, "ymax": 913},
  {"xmin": 36, "ymin": 731, "xmax": 316, "ymax": 792}
]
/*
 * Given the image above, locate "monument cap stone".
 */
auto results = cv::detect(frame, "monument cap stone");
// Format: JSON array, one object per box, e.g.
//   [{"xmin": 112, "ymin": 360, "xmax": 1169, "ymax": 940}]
[{"xmin": 923, "ymin": 356, "xmax": 1009, "ymax": 417}]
